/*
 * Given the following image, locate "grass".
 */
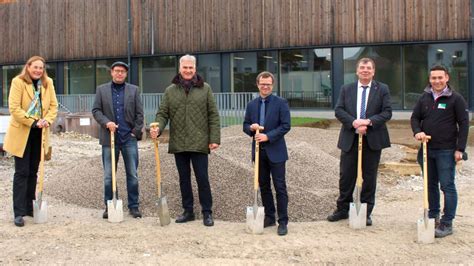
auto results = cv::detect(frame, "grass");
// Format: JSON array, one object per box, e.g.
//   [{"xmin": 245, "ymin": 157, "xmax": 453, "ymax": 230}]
[{"xmin": 221, "ymin": 116, "xmax": 331, "ymax": 128}]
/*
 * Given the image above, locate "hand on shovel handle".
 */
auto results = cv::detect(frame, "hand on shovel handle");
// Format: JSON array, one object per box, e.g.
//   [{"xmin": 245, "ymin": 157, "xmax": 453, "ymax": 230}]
[{"xmin": 150, "ymin": 122, "xmax": 160, "ymax": 139}]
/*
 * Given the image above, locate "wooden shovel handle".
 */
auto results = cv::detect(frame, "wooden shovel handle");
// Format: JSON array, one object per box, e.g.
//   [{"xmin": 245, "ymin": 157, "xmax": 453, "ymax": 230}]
[
  {"xmin": 422, "ymin": 135, "xmax": 431, "ymax": 209},
  {"xmin": 356, "ymin": 134, "xmax": 363, "ymax": 188},
  {"xmin": 254, "ymin": 126, "xmax": 264, "ymax": 191},
  {"xmin": 37, "ymin": 128, "xmax": 46, "ymax": 193},
  {"xmin": 110, "ymin": 130, "xmax": 117, "ymax": 196},
  {"xmin": 150, "ymin": 122, "xmax": 162, "ymax": 197}
]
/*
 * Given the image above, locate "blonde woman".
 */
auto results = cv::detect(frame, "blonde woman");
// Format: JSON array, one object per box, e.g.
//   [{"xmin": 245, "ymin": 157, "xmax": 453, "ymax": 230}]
[{"xmin": 4, "ymin": 56, "xmax": 58, "ymax": 227}]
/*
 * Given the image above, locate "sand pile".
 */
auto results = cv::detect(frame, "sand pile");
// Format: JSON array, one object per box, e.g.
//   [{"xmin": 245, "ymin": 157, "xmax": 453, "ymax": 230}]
[{"xmin": 44, "ymin": 126, "xmax": 345, "ymax": 222}]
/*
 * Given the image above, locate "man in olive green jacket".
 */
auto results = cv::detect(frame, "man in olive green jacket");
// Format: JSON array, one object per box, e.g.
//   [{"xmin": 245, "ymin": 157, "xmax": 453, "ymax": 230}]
[{"xmin": 150, "ymin": 54, "xmax": 220, "ymax": 227}]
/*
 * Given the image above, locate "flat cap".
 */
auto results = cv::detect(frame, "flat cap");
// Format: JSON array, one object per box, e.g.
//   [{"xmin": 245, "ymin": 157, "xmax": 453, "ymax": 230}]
[{"xmin": 111, "ymin": 61, "xmax": 129, "ymax": 71}]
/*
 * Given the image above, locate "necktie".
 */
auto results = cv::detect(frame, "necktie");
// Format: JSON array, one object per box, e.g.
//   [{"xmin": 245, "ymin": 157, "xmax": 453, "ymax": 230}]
[
  {"xmin": 360, "ymin": 86, "xmax": 368, "ymax": 119},
  {"xmin": 259, "ymin": 99, "xmax": 266, "ymax": 126}
]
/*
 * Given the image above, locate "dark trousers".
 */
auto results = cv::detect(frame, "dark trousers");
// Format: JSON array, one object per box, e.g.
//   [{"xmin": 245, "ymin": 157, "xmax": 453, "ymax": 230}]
[
  {"xmin": 337, "ymin": 135, "xmax": 381, "ymax": 217},
  {"xmin": 259, "ymin": 148, "xmax": 288, "ymax": 225},
  {"xmin": 13, "ymin": 128, "xmax": 42, "ymax": 217},
  {"xmin": 174, "ymin": 152, "xmax": 213, "ymax": 214}
]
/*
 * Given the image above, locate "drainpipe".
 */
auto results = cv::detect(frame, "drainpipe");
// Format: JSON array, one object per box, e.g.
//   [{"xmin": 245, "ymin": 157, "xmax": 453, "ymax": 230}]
[{"xmin": 127, "ymin": 0, "xmax": 132, "ymax": 82}]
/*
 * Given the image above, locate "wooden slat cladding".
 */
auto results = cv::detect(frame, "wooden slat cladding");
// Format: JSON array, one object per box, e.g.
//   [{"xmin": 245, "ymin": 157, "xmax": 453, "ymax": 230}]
[{"xmin": 0, "ymin": 0, "xmax": 470, "ymax": 64}]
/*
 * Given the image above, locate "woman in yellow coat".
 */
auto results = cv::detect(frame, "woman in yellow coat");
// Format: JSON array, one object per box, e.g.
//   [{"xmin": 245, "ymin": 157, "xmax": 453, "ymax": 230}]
[{"xmin": 3, "ymin": 56, "xmax": 58, "ymax": 227}]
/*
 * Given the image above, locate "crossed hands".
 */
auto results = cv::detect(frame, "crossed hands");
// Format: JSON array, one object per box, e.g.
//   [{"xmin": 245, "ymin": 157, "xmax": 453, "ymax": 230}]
[
  {"xmin": 352, "ymin": 119, "xmax": 371, "ymax": 135},
  {"xmin": 250, "ymin": 123, "xmax": 268, "ymax": 142},
  {"xmin": 36, "ymin": 119, "xmax": 50, "ymax": 128}
]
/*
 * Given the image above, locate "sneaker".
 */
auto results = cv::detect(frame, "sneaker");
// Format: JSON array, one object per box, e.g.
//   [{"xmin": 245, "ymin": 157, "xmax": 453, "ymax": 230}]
[
  {"xmin": 327, "ymin": 210, "xmax": 349, "ymax": 222},
  {"xmin": 129, "ymin": 207, "xmax": 142, "ymax": 218},
  {"xmin": 264, "ymin": 217, "xmax": 276, "ymax": 228},
  {"xmin": 435, "ymin": 223, "xmax": 453, "ymax": 238}
]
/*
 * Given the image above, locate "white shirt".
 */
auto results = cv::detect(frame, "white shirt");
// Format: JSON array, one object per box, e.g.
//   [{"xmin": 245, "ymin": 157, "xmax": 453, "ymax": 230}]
[{"xmin": 356, "ymin": 81, "xmax": 371, "ymax": 119}]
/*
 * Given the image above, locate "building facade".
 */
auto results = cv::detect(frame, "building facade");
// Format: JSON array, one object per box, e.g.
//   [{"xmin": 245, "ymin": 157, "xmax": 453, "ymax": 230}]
[{"xmin": 0, "ymin": 0, "xmax": 472, "ymax": 111}]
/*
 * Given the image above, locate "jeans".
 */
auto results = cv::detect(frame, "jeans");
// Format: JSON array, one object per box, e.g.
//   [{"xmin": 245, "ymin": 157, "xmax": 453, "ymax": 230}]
[
  {"xmin": 174, "ymin": 152, "xmax": 213, "ymax": 214},
  {"xmin": 102, "ymin": 137, "xmax": 139, "ymax": 208},
  {"xmin": 419, "ymin": 148, "xmax": 457, "ymax": 225}
]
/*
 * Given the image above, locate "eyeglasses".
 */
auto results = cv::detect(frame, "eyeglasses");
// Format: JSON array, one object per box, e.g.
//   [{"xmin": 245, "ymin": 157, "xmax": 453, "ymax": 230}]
[
  {"xmin": 258, "ymin": 83, "xmax": 273, "ymax": 87},
  {"xmin": 113, "ymin": 69, "xmax": 127, "ymax": 74}
]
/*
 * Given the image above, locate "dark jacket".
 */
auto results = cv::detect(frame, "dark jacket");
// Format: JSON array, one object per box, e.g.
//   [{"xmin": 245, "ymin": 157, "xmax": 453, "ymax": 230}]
[
  {"xmin": 410, "ymin": 85, "xmax": 469, "ymax": 152},
  {"xmin": 335, "ymin": 80, "xmax": 392, "ymax": 152},
  {"xmin": 243, "ymin": 94, "xmax": 291, "ymax": 163},
  {"xmin": 92, "ymin": 82, "xmax": 144, "ymax": 146},
  {"xmin": 155, "ymin": 74, "xmax": 221, "ymax": 154}
]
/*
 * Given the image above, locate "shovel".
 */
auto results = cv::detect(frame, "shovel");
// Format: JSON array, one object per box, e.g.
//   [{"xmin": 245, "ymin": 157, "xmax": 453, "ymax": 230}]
[
  {"xmin": 107, "ymin": 130, "xmax": 124, "ymax": 223},
  {"xmin": 33, "ymin": 128, "xmax": 47, "ymax": 224},
  {"xmin": 417, "ymin": 136, "xmax": 435, "ymax": 243},
  {"xmin": 150, "ymin": 122, "xmax": 171, "ymax": 226},
  {"xmin": 349, "ymin": 133, "xmax": 367, "ymax": 229},
  {"xmin": 246, "ymin": 126, "xmax": 265, "ymax": 234}
]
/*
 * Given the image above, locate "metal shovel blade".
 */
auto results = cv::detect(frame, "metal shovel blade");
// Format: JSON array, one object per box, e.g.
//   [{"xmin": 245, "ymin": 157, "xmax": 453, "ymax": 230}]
[
  {"xmin": 107, "ymin": 199, "xmax": 124, "ymax": 223},
  {"xmin": 349, "ymin": 202, "xmax": 367, "ymax": 229},
  {"xmin": 157, "ymin": 196, "xmax": 171, "ymax": 226},
  {"xmin": 246, "ymin": 206, "xmax": 265, "ymax": 234},
  {"xmin": 417, "ymin": 217, "xmax": 435, "ymax": 244},
  {"xmin": 33, "ymin": 199, "xmax": 48, "ymax": 224}
]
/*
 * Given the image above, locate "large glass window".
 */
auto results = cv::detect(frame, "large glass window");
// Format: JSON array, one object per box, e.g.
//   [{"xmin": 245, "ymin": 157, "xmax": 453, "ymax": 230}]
[
  {"xmin": 344, "ymin": 46, "xmax": 402, "ymax": 109},
  {"xmin": 232, "ymin": 51, "xmax": 278, "ymax": 93},
  {"xmin": 404, "ymin": 43, "xmax": 468, "ymax": 109},
  {"xmin": 281, "ymin": 48, "xmax": 332, "ymax": 108},
  {"xmin": 140, "ymin": 56, "xmax": 177, "ymax": 93},
  {"xmin": 2, "ymin": 65, "xmax": 23, "ymax": 107},
  {"xmin": 96, "ymin": 59, "xmax": 127, "ymax": 87},
  {"xmin": 65, "ymin": 61, "xmax": 95, "ymax": 94},
  {"xmin": 197, "ymin": 54, "xmax": 221, "ymax": 92}
]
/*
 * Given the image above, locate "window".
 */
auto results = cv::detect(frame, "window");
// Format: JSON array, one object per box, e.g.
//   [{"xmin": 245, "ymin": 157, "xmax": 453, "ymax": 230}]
[
  {"xmin": 404, "ymin": 43, "xmax": 468, "ymax": 109},
  {"xmin": 65, "ymin": 61, "xmax": 95, "ymax": 94},
  {"xmin": 344, "ymin": 46, "xmax": 402, "ymax": 109},
  {"xmin": 140, "ymin": 56, "xmax": 177, "ymax": 93},
  {"xmin": 197, "ymin": 54, "xmax": 221, "ymax": 92},
  {"xmin": 281, "ymin": 48, "xmax": 332, "ymax": 108},
  {"xmin": 96, "ymin": 59, "xmax": 127, "ymax": 87},
  {"xmin": 232, "ymin": 51, "xmax": 278, "ymax": 93}
]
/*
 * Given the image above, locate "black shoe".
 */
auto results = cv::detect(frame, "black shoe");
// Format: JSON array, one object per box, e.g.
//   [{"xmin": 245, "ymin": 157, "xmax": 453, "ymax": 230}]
[
  {"xmin": 264, "ymin": 217, "xmax": 276, "ymax": 228},
  {"xmin": 14, "ymin": 216, "xmax": 24, "ymax": 227},
  {"xmin": 327, "ymin": 210, "xmax": 348, "ymax": 222},
  {"xmin": 277, "ymin": 223, "xmax": 288, "ymax": 236},
  {"xmin": 366, "ymin": 216, "xmax": 372, "ymax": 226},
  {"xmin": 129, "ymin": 207, "xmax": 142, "ymax": 218},
  {"xmin": 102, "ymin": 209, "xmax": 108, "ymax": 219},
  {"xmin": 175, "ymin": 212, "xmax": 195, "ymax": 223},
  {"xmin": 203, "ymin": 213, "xmax": 214, "ymax": 227}
]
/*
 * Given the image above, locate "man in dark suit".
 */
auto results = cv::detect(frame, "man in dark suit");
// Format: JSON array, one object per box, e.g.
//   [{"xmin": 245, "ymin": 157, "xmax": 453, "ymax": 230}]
[
  {"xmin": 92, "ymin": 61, "xmax": 144, "ymax": 219},
  {"xmin": 327, "ymin": 58, "xmax": 392, "ymax": 226},
  {"xmin": 243, "ymin": 71, "xmax": 291, "ymax": 236}
]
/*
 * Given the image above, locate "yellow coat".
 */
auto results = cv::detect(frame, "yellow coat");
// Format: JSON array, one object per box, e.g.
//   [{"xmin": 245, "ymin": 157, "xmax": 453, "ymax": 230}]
[{"xmin": 3, "ymin": 76, "xmax": 58, "ymax": 158}]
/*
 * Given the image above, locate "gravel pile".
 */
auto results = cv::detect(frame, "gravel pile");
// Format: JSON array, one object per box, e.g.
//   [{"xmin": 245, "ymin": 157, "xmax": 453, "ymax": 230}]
[{"xmin": 45, "ymin": 126, "xmax": 365, "ymax": 222}]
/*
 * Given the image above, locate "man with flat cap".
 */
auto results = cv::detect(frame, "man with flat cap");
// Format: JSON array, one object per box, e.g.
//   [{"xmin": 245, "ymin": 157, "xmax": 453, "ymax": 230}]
[{"xmin": 92, "ymin": 61, "xmax": 144, "ymax": 219}]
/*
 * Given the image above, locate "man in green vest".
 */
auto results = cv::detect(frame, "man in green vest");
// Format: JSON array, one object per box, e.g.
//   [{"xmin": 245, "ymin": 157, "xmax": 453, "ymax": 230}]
[{"xmin": 150, "ymin": 54, "xmax": 221, "ymax": 227}]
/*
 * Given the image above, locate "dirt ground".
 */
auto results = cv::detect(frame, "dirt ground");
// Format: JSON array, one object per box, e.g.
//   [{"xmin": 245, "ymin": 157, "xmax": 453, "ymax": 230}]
[{"xmin": 0, "ymin": 123, "xmax": 473, "ymax": 264}]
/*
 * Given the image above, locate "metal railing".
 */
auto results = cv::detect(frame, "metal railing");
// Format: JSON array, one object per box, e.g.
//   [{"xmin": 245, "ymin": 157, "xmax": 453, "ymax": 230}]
[{"xmin": 57, "ymin": 92, "xmax": 259, "ymax": 128}]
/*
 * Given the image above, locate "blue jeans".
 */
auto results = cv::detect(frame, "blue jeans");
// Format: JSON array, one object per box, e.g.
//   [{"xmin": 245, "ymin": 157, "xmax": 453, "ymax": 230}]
[
  {"xmin": 419, "ymin": 148, "xmax": 457, "ymax": 225},
  {"xmin": 102, "ymin": 138, "xmax": 139, "ymax": 209}
]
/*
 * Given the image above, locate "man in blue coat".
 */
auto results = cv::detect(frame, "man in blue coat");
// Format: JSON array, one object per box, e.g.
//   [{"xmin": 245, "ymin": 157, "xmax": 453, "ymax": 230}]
[{"xmin": 243, "ymin": 71, "xmax": 291, "ymax": 236}]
